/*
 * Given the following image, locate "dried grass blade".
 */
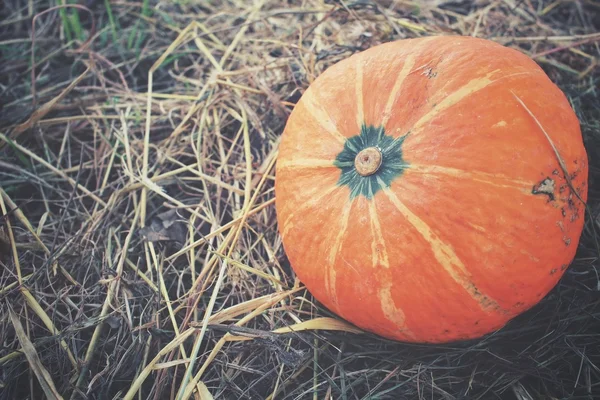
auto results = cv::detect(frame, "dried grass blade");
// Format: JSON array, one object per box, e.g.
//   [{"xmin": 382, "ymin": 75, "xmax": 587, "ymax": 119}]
[
  {"xmin": 122, "ymin": 327, "xmax": 197, "ymax": 400},
  {"xmin": 0, "ymin": 188, "xmax": 77, "ymax": 285},
  {"xmin": 511, "ymin": 92, "xmax": 585, "ymax": 205},
  {"xmin": 179, "ymin": 287, "xmax": 302, "ymax": 400},
  {"xmin": 194, "ymin": 293, "xmax": 292, "ymax": 326},
  {"xmin": 125, "ymin": 258, "xmax": 159, "ymax": 292},
  {"xmin": 176, "ymin": 260, "xmax": 228, "ymax": 400},
  {"xmin": 8, "ymin": 307, "xmax": 65, "ymax": 400},
  {"xmin": 21, "ymin": 289, "xmax": 78, "ymax": 368},
  {"xmin": 0, "ymin": 349, "xmax": 24, "ymax": 365},
  {"xmin": 76, "ymin": 205, "xmax": 141, "ymax": 388},
  {"xmin": 10, "ymin": 61, "xmax": 93, "ymax": 139},
  {"xmin": 0, "ymin": 133, "xmax": 106, "ymax": 206},
  {"xmin": 141, "ymin": 18, "xmax": 199, "ymax": 227},
  {"xmin": 272, "ymin": 317, "xmax": 364, "ymax": 334},
  {"xmin": 0, "ymin": 195, "xmax": 77, "ymax": 368},
  {"xmin": 196, "ymin": 381, "xmax": 215, "ymax": 400},
  {"xmin": 167, "ymin": 198, "xmax": 275, "ymax": 261},
  {"xmin": 152, "ymin": 359, "xmax": 192, "ymax": 370},
  {"xmin": 208, "ymin": 249, "xmax": 284, "ymax": 286}
]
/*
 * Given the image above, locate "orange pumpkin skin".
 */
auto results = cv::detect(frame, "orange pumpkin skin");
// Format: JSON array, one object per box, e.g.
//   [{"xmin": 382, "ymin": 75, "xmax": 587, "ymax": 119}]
[{"xmin": 274, "ymin": 36, "xmax": 588, "ymax": 343}]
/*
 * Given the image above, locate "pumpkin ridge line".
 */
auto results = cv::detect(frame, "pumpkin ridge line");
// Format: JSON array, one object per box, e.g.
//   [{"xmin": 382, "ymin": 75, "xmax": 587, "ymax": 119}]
[
  {"xmin": 281, "ymin": 184, "xmax": 341, "ymax": 239},
  {"xmin": 405, "ymin": 164, "xmax": 532, "ymax": 190},
  {"xmin": 410, "ymin": 72, "xmax": 498, "ymax": 133},
  {"xmin": 381, "ymin": 54, "xmax": 416, "ymax": 128},
  {"xmin": 325, "ymin": 199, "xmax": 354, "ymax": 310},
  {"xmin": 511, "ymin": 91, "xmax": 586, "ymax": 207},
  {"xmin": 368, "ymin": 200, "xmax": 389, "ymax": 269},
  {"xmin": 376, "ymin": 176, "xmax": 503, "ymax": 313},
  {"xmin": 301, "ymin": 89, "xmax": 346, "ymax": 145},
  {"xmin": 407, "ymin": 70, "xmax": 540, "ymax": 138},
  {"xmin": 378, "ymin": 281, "xmax": 417, "ymax": 341}
]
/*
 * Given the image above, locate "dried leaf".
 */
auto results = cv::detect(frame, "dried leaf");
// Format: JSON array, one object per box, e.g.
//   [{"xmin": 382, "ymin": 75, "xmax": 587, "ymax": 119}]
[
  {"xmin": 196, "ymin": 381, "xmax": 215, "ymax": 400},
  {"xmin": 105, "ymin": 315, "xmax": 121, "ymax": 330},
  {"xmin": 272, "ymin": 317, "xmax": 364, "ymax": 334},
  {"xmin": 139, "ymin": 226, "xmax": 171, "ymax": 242},
  {"xmin": 140, "ymin": 211, "xmax": 186, "ymax": 243}
]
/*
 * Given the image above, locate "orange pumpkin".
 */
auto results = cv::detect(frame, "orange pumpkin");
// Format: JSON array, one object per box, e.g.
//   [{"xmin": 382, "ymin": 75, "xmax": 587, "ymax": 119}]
[{"xmin": 274, "ymin": 36, "xmax": 588, "ymax": 343}]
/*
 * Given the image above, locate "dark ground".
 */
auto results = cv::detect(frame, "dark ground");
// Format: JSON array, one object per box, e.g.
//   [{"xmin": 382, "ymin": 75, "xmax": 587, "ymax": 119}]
[{"xmin": 1, "ymin": 1, "xmax": 600, "ymax": 399}]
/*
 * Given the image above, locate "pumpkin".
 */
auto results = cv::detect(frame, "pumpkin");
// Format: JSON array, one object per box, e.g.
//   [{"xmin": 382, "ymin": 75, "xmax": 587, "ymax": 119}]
[{"xmin": 274, "ymin": 36, "xmax": 588, "ymax": 343}]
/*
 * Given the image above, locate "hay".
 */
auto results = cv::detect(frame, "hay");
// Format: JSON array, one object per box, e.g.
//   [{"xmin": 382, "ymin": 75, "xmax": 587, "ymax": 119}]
[{"xmin": 1, "ymin": 0, "xmax": 599, "ymax": 399}]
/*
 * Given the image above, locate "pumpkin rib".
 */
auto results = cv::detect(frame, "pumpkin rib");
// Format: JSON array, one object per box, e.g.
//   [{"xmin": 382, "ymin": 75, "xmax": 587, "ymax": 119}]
[
  {"xmin": 277, "ymin": 159, "xmax": 534, "ymax": 192},
  {"xmin": 330, "ymin": 196, "xmax": 419, "ymax": 341},
  {"xmin": 377, "ymin": 176, "xmax": 504, "ymax": 313},
  {"xmin": 381, "ymin": 54, "xmax": 416, "ymax": 128},
  {"xmin": 368, "ymin": 197, "xmax": 417, "ymax": 340},
  {"xmin": 300, "ymin": 88, "xmax": 347, "ymax": 145},
  {"xmin": 405, "ymin": 71, "xmax": 500, "ymax": 134},
  {"xmin": 377, "ymin": 281, "xmax": 417, "ymax": 341},
  {"xmin": 368, "ymin": 200, "xmax": 390, "ymax": 269},
  {"xmin": 406, "ymin": 164, "xmax": 533, "ymax": 191},
  {"xmin": 371, "ymin": 189, "xmax": 508, "ymax": 341},
  {"xmin": 404, "ymin": 70, "xmax": 539, "ymax": 140},
  {"xmin": 280, "ymin": 184, "xmax": 342, "ymax": 239},
  {"xmin": 277, "ymin": 159, "xmax": 533, "ymax": 192},
  {"xmin": 325, "ymin": 199, "xmax": 354, "ymax": 308},
  {"xmin": 393, "ymin": 169, "xmax": 584, "ymax": 312},
  {"xmin": 378, "ymin": 35, "xmax": 439, "ymax": 131}
]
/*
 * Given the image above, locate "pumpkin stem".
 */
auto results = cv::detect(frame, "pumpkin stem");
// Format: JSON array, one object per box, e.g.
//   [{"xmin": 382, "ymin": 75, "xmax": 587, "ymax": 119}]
[{"xmin": 354, "ymin": 147, "xmax": 382, "ymax": 176}]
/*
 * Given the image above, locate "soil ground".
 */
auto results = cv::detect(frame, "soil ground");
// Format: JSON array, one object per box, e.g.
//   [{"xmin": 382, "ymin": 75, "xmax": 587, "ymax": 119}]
[{"xmin": 1, "ymin": 1, "xmax": 599, "ymax": 399}]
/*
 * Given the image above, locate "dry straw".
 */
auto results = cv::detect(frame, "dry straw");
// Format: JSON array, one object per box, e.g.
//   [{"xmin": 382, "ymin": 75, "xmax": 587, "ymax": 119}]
[{"xmin": 0, "ymin": 0, "xmax": 599, "ymax": 399}]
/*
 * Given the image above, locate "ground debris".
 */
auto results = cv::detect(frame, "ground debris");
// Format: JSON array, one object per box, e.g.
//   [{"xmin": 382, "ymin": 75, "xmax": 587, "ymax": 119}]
[{"xmin": 0, "ymin": 0, "xmax": 599, "ymax": 399}]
